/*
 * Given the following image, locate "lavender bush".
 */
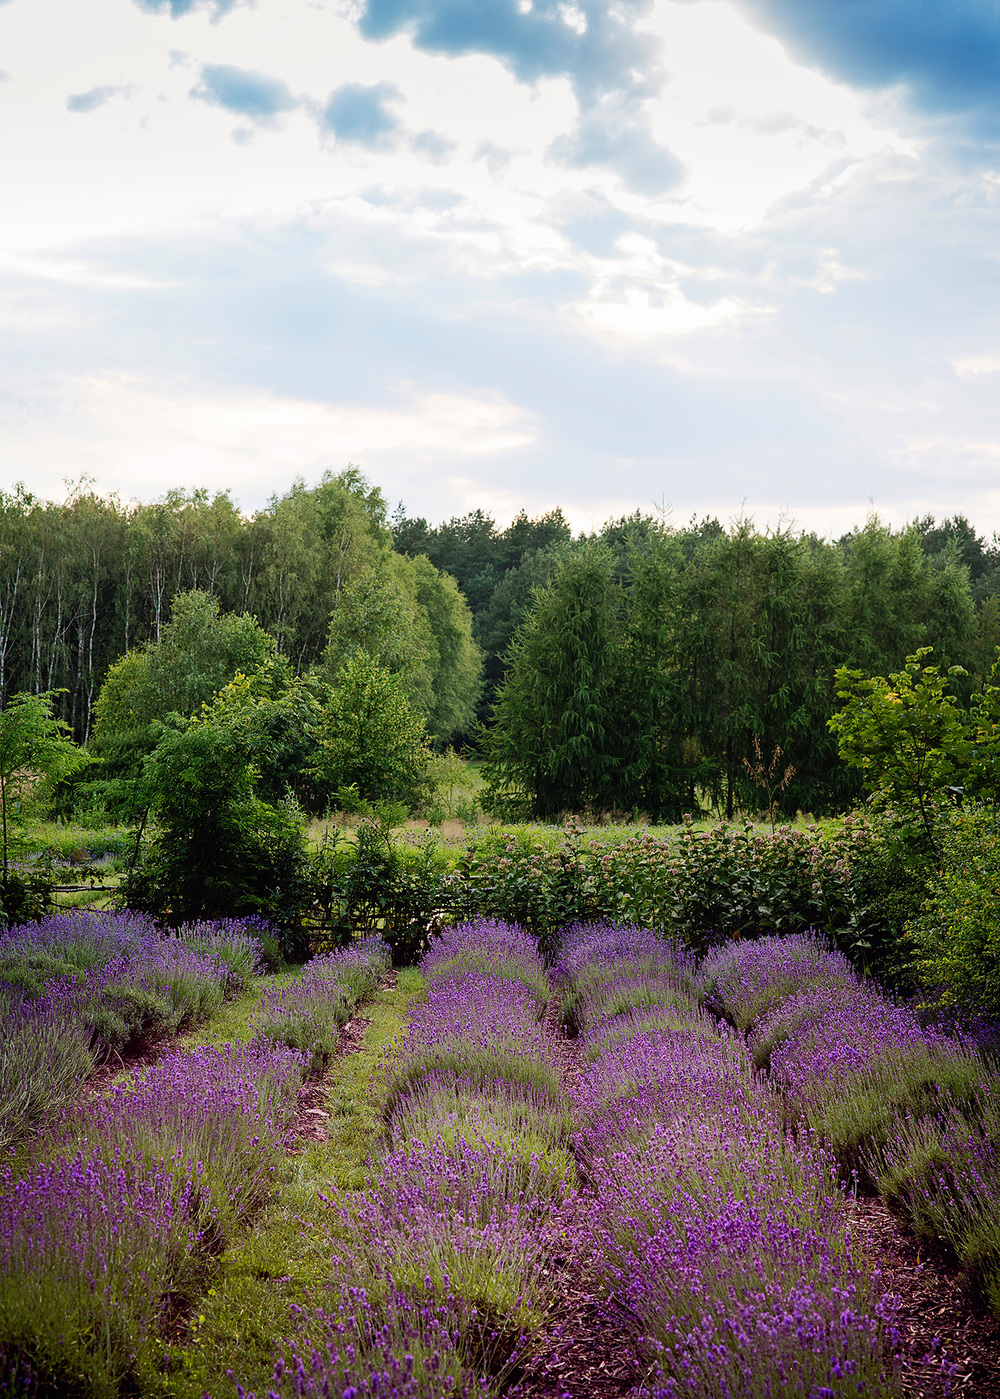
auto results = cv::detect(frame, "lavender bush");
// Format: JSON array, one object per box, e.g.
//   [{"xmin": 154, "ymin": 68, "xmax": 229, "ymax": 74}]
[
  {"xmin": 240, "ymin": 1278, "xmax": 491, "ymax": 1399},
  {"xmin": 257, "ymin": 935, "xmax": 390, "ymax": 1074},
  {"xmin": 0, "ymin": 983, "xmax": 94, "ymax": 1156},
  {"xmin": 0, "ymin": 1149, "xmax": 206, "ymax": 1397},
  {"xmin": 563, "ymin": 922, "xmax": 901, "ymax": 1397},
  {"xmin": 706, "ymin": 930, "xmax": 1000, "ymax": 1321},
  {"xmin": 752, "ymin": 979, "xmax": 984, "ymax": 1172},
  {"xmin": 0, "ymin": 910, "xmax": 268, "ymax": 1055},
  {"xmin": 699, "ymin": 932, "xmax": 855, "ymax": 1031},
  {"xmin": 0, "ymin": 1035, "xmax": 307, "ymax": 1396},
  {"xmin": 865, "ymin": 1093, "xmax": 1000, "ymax": 1311},
  {"xmin": 384, "ymin": 922, "xmax": 558, "ymax": 1124}
]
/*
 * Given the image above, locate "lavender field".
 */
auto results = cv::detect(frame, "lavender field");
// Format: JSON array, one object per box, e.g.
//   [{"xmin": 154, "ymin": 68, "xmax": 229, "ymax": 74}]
[{"xmin": 1, "ymin": 911, "xmax": 998, "ymax": 1397}]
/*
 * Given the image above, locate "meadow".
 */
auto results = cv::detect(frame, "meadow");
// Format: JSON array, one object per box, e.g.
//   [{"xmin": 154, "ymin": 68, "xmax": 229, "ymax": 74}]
[{"xmin": 2, "ymin": 901, "xmax": 999, "ymax": 1397}]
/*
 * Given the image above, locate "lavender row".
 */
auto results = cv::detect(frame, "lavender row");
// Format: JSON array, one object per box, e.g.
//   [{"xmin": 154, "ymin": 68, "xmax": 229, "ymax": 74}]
[
  {"xmin": 0, "ymin": 1037, "xmax": 307, "ymax": 1396},
  {"xmin": 0, "ymin": 911, "xmax": 270, "ymax": 1155},
  {"xmin": 253, "ymin": 919, "xmax": 569, "ymax": 1398},
  {"xmin": 0, "ymin": 932, "xmax": 393, "ymax": 1394},
  {"xmin": 701, "ymin": 933, "xmax": 1000, "ymax": 1315},
  {"xmin": 256, "ymin": 935, "xmax": 391, "ymax": 1075},
  {"xmin": 562, "ymin": 922, "xmax": 902, "ymax": 1398}
]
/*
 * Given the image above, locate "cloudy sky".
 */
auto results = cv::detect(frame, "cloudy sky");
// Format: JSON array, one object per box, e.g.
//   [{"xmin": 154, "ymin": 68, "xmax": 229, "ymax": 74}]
[{"xmin": 1, "ymin": 0, "xmax": 999, "ymax": 536}]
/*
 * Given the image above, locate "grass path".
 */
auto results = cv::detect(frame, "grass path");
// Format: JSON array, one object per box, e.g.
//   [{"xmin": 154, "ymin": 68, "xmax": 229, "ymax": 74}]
[{"xmin": 154, "ymin": 967, "xmax": 425, "ymax": 1399}]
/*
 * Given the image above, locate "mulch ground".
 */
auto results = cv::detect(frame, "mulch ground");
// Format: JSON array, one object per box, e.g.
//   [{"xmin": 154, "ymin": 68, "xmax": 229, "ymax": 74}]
[
  {"xmin": 846, "ymin": 1197, "xmax": 1000, "ymax": 1398},
  {"xmin": 516, "ymin": 994, "xmax": 1000, "ymax": 1399}
]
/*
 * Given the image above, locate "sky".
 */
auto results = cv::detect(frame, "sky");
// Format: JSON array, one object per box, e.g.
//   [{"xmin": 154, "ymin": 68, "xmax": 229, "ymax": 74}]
[{"xmin": 1, "ymin": 0, "xmax": 1000, "ymax": 537}]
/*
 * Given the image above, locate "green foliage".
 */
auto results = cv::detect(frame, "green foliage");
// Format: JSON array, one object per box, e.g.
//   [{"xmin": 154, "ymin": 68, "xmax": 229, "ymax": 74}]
[
  {"xmin": 594, "ymin": 816, "xmax": 869, "ymax": 955},
  {"xmin": 423, "ymin": 748, "xmax": 482, "ymax": 825},
  {"xmin": 313, "ymin": 821, "xmax": 450, "ymax": 966},
  {"xmin": 829, "ymin": 648, "xmax": 971, "ymax": 858},
  {"xmin": 484, "ymin": 546, "xmax": 636, "ymax": 818},
  {"xmin": 907, "ymin": 805, "xmax": 1000, "ymax": 1018},
  {"xmin": 324, "ymin": 552, "xmax": 483, "ymax": 747},
  {"xmin": 0, "ymin": 865, "xmax": 55, "ymax": 928},
  {"xmin": 205, "ymin": 667, "xmax": 327, "ymax": 810},
  {"xmin": 408, "ymin": 554, "xmax": 483, "ymax": 743},
  {"xmin": 323, "ymin": 556, "xmax": 437, "ymax": 719},
  {"xmin": 0, "ymin": 690, "xmax": 89, "ymax": 885},
  {"xmin": 311, "ymin": 653, "xmax": 430, "ymax": 811},
  {"xmin": 91, "ymin": 590, "xmax": 279, "ymax": 789},
  {"xmin": 123, "ymin": 704, "xmax": 311, "ymax": 931},
  {"xmin": 449, "ymin": 819, "xmax": 599, "ymax": 961},
  {"xmin": 834, "ymin": 813, "xmax": 930, "ymax": 985}
]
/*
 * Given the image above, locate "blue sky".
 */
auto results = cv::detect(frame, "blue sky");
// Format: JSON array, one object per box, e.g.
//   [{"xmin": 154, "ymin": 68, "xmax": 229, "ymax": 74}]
[{"xmin": 1, "ymin": 0, "xmax": 999, "ymax": 536}]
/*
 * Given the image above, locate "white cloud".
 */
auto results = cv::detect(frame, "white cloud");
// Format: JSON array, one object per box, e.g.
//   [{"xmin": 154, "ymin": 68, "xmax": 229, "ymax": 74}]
[
  {"xmin": 0, "ymin": 0, "xmax": 998, "ymax": 540},
  {"xmin": 953, "ymin": 357, "xmax": 1000, "ymax": 378},
  {"xmin": 0, "ymin": 375, "xmax": 536, "ymax": 509}
]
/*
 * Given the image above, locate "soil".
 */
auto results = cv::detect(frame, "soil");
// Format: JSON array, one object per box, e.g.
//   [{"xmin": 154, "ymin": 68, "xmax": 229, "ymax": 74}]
[
  {"xmin": 515, "ymin": 996, "xmax": 1000, "ymax": 1399},
  {"xmin": 283, "ymin": 1010, "xmax": 374, "ymax": 1151},
  {"xmin": 81, "ymin": 1034, "xmax": 177, "ymax": 1097}
]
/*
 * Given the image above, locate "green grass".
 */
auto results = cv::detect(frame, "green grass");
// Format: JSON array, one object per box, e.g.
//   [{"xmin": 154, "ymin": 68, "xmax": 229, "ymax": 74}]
[
  {"xmin": 153, "ymin": 967, "xmax": 425, "ymax": 1399},
  {"xmin": 176, "ymin": 969, "xmax": 306, "ymax": 1048}
]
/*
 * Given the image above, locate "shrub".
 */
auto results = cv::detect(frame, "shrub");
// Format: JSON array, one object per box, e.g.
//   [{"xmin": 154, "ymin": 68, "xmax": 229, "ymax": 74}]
[{"xmin": 907, "ymin": 804, "xmax": 1000, "ymax": 1020}]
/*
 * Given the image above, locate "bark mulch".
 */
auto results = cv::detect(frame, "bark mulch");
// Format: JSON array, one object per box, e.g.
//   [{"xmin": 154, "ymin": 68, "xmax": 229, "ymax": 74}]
[
  {"xmin": 81, "ymin": 1034, "xmax": 176, "ymax": 1098},
  {"xmin": 518, "ymin": 992, "xmax": 1000, "ymax": 1399},
  {"xmin": 846, "ymin": 1196, "xmax": 1000, "ymax": 1398}
]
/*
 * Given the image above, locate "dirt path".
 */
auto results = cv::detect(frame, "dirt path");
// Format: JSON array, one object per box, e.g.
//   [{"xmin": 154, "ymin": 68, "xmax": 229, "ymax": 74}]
[
  {"xmin": 516, "ymin": 995, "xmax": 638, "ymax": 1399},
  {"xmin": 276, "ymin": 968, "xmax": 398, "ymax": 1153}
]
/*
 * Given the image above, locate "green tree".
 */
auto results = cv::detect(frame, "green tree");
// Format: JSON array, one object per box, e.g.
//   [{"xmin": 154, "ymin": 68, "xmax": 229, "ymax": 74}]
[
  {"xmin": 474, "ymin": 544, "xmax": 567, "ymax": 727},
  {"xmin": 0, "ymin": 691, "xmax": 89, "ymax": 876},
  {"xmin": 620, "ymin": 533, "xmax": 693, "ymax": 819},
  {"xmin": 311, "ymin": 653, "xmax": 429, "ymax": 809},
  {"xmin": 206, "ymin": 667, "xmax": 328, "ymax": 810},
  {"xmin": 323, "ymin": 556, "xmax": 437, "ymax": 722},
  {"xmin": 408, "ymin": 554, "xmax": 482, "ymax": 744},
  {"xmin": 484, "ymin": 546, "xmax": 635, "ymax": 818},
  {"xmin": 829, "ymin": 648, "xmax": 971, "ymax": 859},
  {"xmin": 678, "ymin": 523, "xmax": 849, "ymax": 817},
  {"xmin": 92, "ymin": 590, "xmax": 278, "ymax": 782},
  {"xmin": 124, "ymin": 700, "xmax": 309, "ymax": 930}
]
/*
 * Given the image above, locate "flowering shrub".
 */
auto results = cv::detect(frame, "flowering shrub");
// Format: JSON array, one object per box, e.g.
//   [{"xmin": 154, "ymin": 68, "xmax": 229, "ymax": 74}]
[
  {"xmin": 562, "ymin": 922, "xmax": 902, "ymax": 1397},
  {"xmin": 865, "ymin": 1093, "xmax": 1000, "ymax": 1311},
  {"xmin": 0, "ymin": 984, "xmax": 94, "ymax": 1155},
  {"xmin": 0, "ymin": 911, "xmax": 274, "ymax": 1154},
  {"xmin": 257, "ymin": 935, "xmax": 390, "ymax": 1074},
  {"xmin": 0, "ymin": 1149, "xmax": 207, "ymax": 1396},
  {"xmin": 709, "ymin": 930, "xmax": 1000, "ymax": 1320},
  {"xmin": 245, "ymin": 1280, "xmax": 486, "ymax": 1399},
  {"xmin": 699, "ymin": 932, "xmax": 854, "ymax": 1032},
  {"xmin": 0, "ymin": 1035, "xmax": 307, "ymax": 1396}
]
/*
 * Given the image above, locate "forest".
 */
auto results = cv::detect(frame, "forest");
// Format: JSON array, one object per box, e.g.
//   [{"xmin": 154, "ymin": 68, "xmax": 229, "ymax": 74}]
[{"xmin": 4, "ymin": 467, "xmax": 1000, "ymax": 822}]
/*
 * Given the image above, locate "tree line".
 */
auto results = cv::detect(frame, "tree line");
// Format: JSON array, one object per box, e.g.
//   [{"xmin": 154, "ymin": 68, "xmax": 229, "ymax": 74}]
[
  {"xmin": 0, "ymin": 469, "xmax": 480, "ymax": 746},
  {"xmin": 473, "ymin": 515, "xmax": 1000, "ymax": 818},
  {"xmin": 4, "ymin": 463, "xmax": 1000, "ymax": 821}
]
